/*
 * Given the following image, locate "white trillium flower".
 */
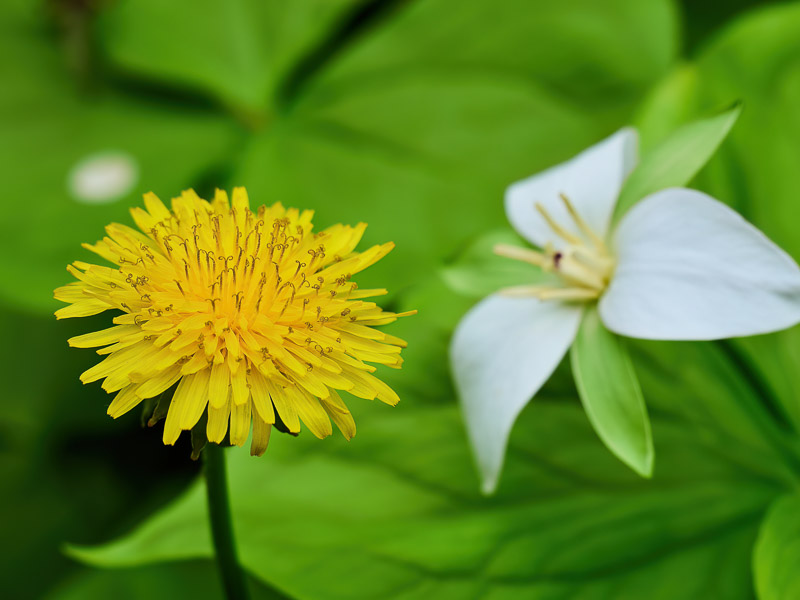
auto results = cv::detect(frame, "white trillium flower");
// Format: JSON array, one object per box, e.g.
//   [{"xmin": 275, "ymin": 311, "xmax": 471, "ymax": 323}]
[{"xmin": 451, "ymin": 128, "xmax": 800, "ymax": 494}]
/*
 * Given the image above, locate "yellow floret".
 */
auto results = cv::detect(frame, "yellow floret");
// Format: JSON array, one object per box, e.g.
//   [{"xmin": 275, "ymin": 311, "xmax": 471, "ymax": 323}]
[{"xmin": 55, "ymin": 188, "xmax": 414, "ymax": 455}]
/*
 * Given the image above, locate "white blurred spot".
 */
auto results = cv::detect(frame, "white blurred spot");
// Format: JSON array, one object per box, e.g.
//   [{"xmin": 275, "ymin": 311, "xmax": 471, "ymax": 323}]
[{"xmin": 68, "ymin": 151, "xmax": 139, "ymax": 204}]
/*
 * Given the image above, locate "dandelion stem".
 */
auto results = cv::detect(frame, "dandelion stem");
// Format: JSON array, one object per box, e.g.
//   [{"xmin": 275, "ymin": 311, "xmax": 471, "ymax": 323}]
[{"xmin": 205, "ymin": 443, "xmax": 250, "ymax": 600}]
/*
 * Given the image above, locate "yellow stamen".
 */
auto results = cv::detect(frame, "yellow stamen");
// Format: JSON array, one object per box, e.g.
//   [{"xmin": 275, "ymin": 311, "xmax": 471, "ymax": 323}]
[
  {"xmin": 554, "ymin": 254, "xmax": 606, "ymax": 290},
  {"xmin": 499, "ymin": 285, "xmax": 600, "ymax": 301},
  {"xmin": 497, "ymin": 195, "xmax": 614, "ymax": 303},
  {"xmin": 559, "ymin": 193, "xmax": 606, "ymax": 250},
  {"xmin": 535, "ymin": 203, "xmax": 582, "ymax": 245},
  {"xmin": 493, "ymin": 243, "xmax": 547, "ymax": 267},
  {"xmin": 536, "ymin": 287, "xmax": 600, "ymax": 301}
]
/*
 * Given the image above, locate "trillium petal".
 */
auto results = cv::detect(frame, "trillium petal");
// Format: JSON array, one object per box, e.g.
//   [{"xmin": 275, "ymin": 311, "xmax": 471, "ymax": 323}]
[
  {"xmin": 450, "ymin": 295, "xmax": 583, "ymax": 494},
  {"xmin": 505, "ymin": 128, "xmax": 638, "ymax": 248},
  {"xmin": 600, "ymin": 188, "xmax": 800, "ymax": 340}
]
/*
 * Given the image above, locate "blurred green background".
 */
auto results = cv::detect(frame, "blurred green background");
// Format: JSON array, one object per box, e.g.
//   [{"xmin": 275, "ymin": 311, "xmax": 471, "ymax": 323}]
[{"xmin": 3, "ymin": 0, "xmax": 800, "ymax": 598}]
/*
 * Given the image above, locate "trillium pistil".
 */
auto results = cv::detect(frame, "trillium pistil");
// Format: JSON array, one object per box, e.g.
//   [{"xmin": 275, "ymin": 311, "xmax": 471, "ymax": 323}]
[{"xmin": 494, "ymin": 193, "xmax": 614, "ymax": 301}]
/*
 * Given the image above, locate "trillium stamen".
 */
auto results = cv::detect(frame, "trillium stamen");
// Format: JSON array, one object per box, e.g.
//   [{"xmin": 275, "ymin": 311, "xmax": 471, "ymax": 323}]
[{"xmin": 494, "ymin": 193, "xmax": 614, "ymax": 301}]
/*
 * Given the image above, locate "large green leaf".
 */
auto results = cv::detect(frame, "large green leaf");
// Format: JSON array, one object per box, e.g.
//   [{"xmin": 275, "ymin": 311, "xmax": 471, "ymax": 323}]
[
  {"xmin": 753, "ymin": 493, "xmax": 800, "ymax": 600},
  {"xmin": 67, "ymin": 407, "xmax": 778, "ymax": 598},
  {"xmin": 571, "ymin": 307, "xmax": 653, "ymax": 477},
  {"xmin": 2, "ymin": 0, "xmax": 677, "ymax": 314},
  {"xmin": 231, "ymin": 0, "xmax": 679, "ymax": 291},
  {"xmin": 631, "ymin": 339, "xmax": 800, "ymax": 487},
  {"xmin": 69, "ymin": 327, "xmax": 797, "ymax": 599},
  {"xmin": 63, "ymin": 270, "xmax": 799, "ymax": 599},
  {"xmin": 96, "ymin": 0, "xmax": 359, "ymax": 113},
  {"xmin": 370, "ymin": 276, "xmax": 471, "ymax": 406},
  {"xmin": 0, "ymin": 4, "xmax": 239, "ymax": 314}
]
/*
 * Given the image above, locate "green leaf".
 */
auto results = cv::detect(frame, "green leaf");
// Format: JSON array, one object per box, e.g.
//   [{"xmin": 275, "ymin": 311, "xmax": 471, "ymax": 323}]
[
  {"xmin": 633, "ymin": 63, "xmax": 702, "ymax": 152},
  {"xmin": 691, "ymin": 3, "xmax": 800, "ymax": 261},
  {"xmin": 0, "ymin": 6, "xmax": 238, "ymax": 314},
  {"xmin": 63, "ymin": 270, "xmax": 800, "ymax": 600},
  {"xmin": 96, "ymin": 0, "xmax": 359, "ymax": 113},
  {"xmin": 45, "ymin": 562, "xmax": 221, "ymax": 600},
  {"xmin": 232, "ymin": 0, "xmax": 679, "ymax": 291},
  {"xmin": 631, "ymin": 339, "xmax": 799, "ymax": 488},
  {"xmin": 3, "ymin": 0, "xmax": 678, "ymax": 315},
  {"xmin": 754, "ymin": 493, "xmax": 800, "ymax": 600},
  {"xmin": 44, "ymin": 561, "xmax": 283, "ymax": 600},
  {"xmin": 613, "ymin": 103, "xmax": 741, "ymax": 221},
  {"xmin": 373, "ymin": 275, "xmax": 472, "ymax": 405},
  {"xmin": 570, "ymin": 306, "xmax": 654, "ymax": 477},
  {"xmin": 65, "ymin": 273, "xmax": 800, "ymax": 600},
  {"xmin": 69, "ymin": 355, "xmax": 788, "ymax": 599},
  {"xmin": 441, "ymin": 229, "xmax": 545, "ymax": 298}
]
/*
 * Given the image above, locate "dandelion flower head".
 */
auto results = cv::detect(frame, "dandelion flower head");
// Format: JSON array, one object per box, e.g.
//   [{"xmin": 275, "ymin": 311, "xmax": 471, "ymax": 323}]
[{"xmin": 55, "ymin": 188, "xmax": 413, "ymax": 456}]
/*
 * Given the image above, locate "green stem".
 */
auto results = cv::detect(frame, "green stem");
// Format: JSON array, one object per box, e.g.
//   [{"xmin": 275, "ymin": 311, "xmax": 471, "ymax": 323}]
[{"xmin": 204, "ymin": 443, "xmax": 250, "ymax": 600}]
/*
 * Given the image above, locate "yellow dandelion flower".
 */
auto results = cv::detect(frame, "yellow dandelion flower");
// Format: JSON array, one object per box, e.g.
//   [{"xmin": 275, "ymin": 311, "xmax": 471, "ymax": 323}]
[{"xmin": 55, "ymin": 187, "xmax": 414, "ymax": 456}]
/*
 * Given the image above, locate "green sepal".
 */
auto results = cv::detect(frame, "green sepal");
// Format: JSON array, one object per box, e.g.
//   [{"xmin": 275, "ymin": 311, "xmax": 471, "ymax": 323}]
[
  {"xmin": 190, "ymin": 412, "xmax": 209, "ymax": 461},
  {"xmin": 139, "ymin": 395, "xmax": 159, "ymax": 429},
  {"xmin": 613, "ymin": 103, "xmax": 741, "ymax": 223},
  {"xmin": 147, "ymin": 389, "xmax": 174, "ymax": 428},
  {"xmin": 570, "ymin": 306, "xmax": 654, "ymax": 477}
]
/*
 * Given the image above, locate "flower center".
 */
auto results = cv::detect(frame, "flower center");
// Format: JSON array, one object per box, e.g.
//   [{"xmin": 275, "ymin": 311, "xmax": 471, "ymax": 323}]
[{"xmin": 494, "ymin": 193, "xmax": 614, "ymax": 301}]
